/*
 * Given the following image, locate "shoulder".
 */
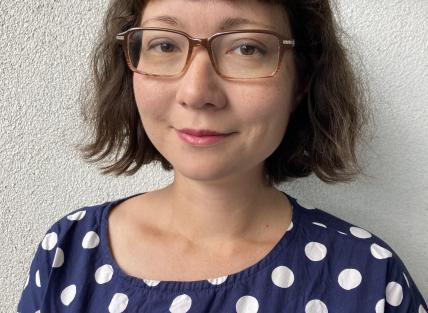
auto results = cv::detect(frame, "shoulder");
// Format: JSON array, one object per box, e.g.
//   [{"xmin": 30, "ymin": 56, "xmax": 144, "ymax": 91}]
[
  {"xmin": 290, "ymin": 197, "xmax": 427, "ymax": 310},
  {"xmin": 293, "ymin": 197, "xmax": 396, "ymax": 257},
  {"xmin": 30, "ymin": 193, "xmax": 145, "ymax": 274},
  {"xmin": 31, "ymin": 197, "xmax": 121, "ymax": 269},
  {"xmin": 18, "ymin": 196, "xmax": 126, "ymax": 311},
  {"xmin": 43, "ymin": 198, "xmax": 112, "ymax": 242}
]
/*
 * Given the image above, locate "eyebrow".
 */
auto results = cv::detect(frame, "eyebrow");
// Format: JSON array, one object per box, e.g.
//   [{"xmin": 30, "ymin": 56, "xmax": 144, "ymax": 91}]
[{"xmin": 141, "ymin": 15, "xmax": 276, "ymax": 31}]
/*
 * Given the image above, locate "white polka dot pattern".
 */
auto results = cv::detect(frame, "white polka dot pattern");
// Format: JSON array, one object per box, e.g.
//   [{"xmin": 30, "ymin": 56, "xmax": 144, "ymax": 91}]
[
  {"xmin": 95, "ymin": 264, "xmax": 114, "ymax": 284},
  {"xmin": 403, "ymin": 272, "xmax": 410, "ymax": 287},
  {"xmin": 312, "ymin": 222, "xmax": 327, "ymax": 228},
  {"xmin": 52, "ymin": 247, "xmax": 64, "ymax": 268},
  {"xmin": 35, "ymin": 270, "xmax": 41, "ymax": 288},
  {"xmin": 143, "ymin": 279, "xmax": 161, "ymax": 286},
  {"xmin": 350, "ymin": 227, "xmax": 372, "ymax": 239},
  {"xmin": 41, "ymin": 232, "xmax": 58, "ymax": 250},
  {"xmin": 61, "ymin": 284, "xmax": 76, "ymax": 306},
  {"xmin": 67, "ymin": 210, "xmax": 86, "ymax": 221},
  {"xmin": 375, "ymin": 299, "xmax": 385, "ymax": 313},
  {"xmin": 82, "ymin": 231, "xmax": 100, "ymax": 249},
  {"xmin": 338, "ymin": 269, "xmax": 362, "ymax": 290},
  {"xmin": 386, "ymin": 282, "xmax": 403, "ymax": 306},
  {"xmin": 305, "ymin": 299, "xmax": 328, "ymax": 313},
  {"xmin": 17, "ymin": 195, "xmax": 428, "ymax": 313},
  {"xmin": 108, "ymin": 293, "xmax": 129, "ymax": 313},
  {"xmin": 207, "ymin": 275, "xmax": 228, "ymax": 285},
  {"xmin": 169, "ymin": 294, "xmax": 192, "ymax": 313},
  {"xmin": 305, "ymin": 242, "xmax": 327, "ymax": 261},
  {"xmin": 370, "ymin": 243, "xmax": 392, "ymax": 259},
  {"xmin": 271, "ymin": 266, "xmax": 294, "ymax": 288},
  {"xmin": 236, "ymin": 295, "xmax": 259, "ymax": 313}
]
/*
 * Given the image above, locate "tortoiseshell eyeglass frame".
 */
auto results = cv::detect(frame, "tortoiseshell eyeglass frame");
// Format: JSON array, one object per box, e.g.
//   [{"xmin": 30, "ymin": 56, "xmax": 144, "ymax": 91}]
[{"xmin": 116, "ymin": 27, "xmax": 296, "ymax": 80}]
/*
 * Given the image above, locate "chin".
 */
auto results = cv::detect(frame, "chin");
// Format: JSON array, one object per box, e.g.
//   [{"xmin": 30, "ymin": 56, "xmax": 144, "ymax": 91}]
[{"xmin": 172, "ymin": 161, "xmax": 238, "ymax": 182}]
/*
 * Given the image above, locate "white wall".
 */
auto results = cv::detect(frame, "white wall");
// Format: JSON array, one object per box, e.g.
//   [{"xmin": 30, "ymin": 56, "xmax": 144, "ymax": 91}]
[{"xmin": 1, "ymin": 0, "xmax": 427, "ymax": 310}]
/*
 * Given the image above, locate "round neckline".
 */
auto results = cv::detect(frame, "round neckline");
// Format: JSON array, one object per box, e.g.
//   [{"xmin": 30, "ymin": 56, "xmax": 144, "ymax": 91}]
[{"xmin": 100, "ymin": 190, "xmax": 301, "ymax": 293}]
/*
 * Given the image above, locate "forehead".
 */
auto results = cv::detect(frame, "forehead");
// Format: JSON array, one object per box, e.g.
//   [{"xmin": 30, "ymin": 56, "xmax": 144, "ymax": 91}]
[{"xmin": 140, "ymin": 0, "xmax": 290, "ymax": 36}]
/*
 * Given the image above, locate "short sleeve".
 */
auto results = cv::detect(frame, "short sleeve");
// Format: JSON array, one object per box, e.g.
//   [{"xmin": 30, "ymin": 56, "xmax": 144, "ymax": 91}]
[
  {"xmin": 384, "ymin": 251, "xmax": 427, "ymax": 313},
  {"xmin": 17, "ymin": 226, "xmax": 59, "ymax": 312}
]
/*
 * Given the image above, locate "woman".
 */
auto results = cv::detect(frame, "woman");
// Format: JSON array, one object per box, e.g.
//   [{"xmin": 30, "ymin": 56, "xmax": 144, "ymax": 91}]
[{"xmin": 18, "ymin": 0, "xmax": 427, "ymax": 312}]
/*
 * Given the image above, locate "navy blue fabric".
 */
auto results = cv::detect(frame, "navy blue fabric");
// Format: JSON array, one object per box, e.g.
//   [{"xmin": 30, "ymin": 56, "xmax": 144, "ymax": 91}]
[{"xmin": 18, "ymin": 192, "xmax": 427, "ymax": 312}]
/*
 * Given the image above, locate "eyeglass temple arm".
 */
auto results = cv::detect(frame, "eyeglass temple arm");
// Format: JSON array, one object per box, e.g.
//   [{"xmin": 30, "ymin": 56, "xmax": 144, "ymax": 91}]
[{"xmin": 283, "ymin": 39, "xmax": 295, "ymax": 47}]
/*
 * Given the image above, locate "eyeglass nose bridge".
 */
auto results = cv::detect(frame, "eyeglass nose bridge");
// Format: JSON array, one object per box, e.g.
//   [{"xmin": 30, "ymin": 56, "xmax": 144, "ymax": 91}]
[
  {"xmin": 184, "ymin": 37, "xmax": 219, "ymax": 75},
  {"xmin": 190, "ymin": 37, "xmax": 208, "ymax": 47}
]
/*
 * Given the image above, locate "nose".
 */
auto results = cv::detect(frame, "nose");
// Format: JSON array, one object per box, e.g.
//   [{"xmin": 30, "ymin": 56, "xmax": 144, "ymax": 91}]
[{"xmin": 174, "ymin": 45, "xmax": 226, "ymax": 110}]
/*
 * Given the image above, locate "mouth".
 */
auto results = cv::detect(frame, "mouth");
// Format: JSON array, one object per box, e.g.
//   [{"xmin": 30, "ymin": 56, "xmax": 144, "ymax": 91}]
[
  {"xmin": 177, "ymin": 128, "xmax": 233, "ymax": 136},
  {"xmin": 175, "ymin": 128, "xmax": 235, "ymax": 146}
]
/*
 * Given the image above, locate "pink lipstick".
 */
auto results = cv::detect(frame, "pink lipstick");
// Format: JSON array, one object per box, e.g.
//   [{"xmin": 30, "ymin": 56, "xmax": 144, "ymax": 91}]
[{"xmin": 176, "ymin": 128, "xmax": 234, "ymax": 146}]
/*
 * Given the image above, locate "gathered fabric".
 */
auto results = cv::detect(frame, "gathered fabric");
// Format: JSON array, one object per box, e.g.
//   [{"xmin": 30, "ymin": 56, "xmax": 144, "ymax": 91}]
[{"xmin": 18, "ymin": 192, "xmax": 427, "ymax": 313}]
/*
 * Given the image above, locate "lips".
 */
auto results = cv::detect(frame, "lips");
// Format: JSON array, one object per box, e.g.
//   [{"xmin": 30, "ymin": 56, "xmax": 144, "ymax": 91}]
[
  {"xmin": 177, "ymin": 128, "xmax": 231, "ymax": 136},
  {"xmin": 175, "ymin": 128, "xmax": 234, "ymax": 146}
]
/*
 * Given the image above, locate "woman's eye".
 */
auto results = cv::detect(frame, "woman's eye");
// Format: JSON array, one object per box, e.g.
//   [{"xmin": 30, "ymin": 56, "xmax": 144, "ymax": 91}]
[
  {"xmin": 229, "ymin": 44, "xmax": 265, "ymax": 56},
  {"xmin": 149, "ymin": 41, "xmax": 178, "ymax": 53}
]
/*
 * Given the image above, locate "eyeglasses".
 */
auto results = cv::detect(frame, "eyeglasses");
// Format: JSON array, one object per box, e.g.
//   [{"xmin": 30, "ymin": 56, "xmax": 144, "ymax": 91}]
[{"xmin": 116, "ymin": 27, "xmax": 295, "ymax": 79}]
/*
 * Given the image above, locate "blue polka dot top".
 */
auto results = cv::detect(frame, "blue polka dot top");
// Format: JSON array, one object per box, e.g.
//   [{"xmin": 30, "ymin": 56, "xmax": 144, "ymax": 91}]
[{"xmin": 18, "ymin": 192, "xmax": 427, "ymax": 312}]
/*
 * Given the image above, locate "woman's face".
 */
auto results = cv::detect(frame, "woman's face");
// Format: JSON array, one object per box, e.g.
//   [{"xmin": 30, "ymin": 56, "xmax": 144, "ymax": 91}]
[{"xmin": 133, "ymin": 0, "xmax": 298, "ymax": 183}]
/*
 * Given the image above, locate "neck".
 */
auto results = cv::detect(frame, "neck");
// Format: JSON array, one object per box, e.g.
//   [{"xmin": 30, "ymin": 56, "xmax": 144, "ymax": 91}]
[{"xmin": 157, "ymin": 165, "xmax": 291, "ymax": 251}]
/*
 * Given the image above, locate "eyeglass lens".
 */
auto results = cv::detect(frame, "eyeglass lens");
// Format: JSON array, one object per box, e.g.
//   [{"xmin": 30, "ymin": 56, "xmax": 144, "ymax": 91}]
[{"xmin": 127, "ymin": 29, "xmax": 281, "ymax": 78}]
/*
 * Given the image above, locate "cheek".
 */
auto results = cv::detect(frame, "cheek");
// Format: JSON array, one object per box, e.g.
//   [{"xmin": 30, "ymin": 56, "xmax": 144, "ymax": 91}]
[
  {"xmin": 232, "ymin": 63, "xmax": 296, "ymax": 122},
  {"xmin": 230, "ymin": 81, "xmax": 294, "ymax": 150},
  {"xmin": 133, "ymin": 75, "xmax": 171, "ymax": 124},
  {"xmin": 132, "ymin": 76, "xmax": 176, "ymax": 151},
  {"xmin": 233, "ymin": 84, "xmax": 293, "ymax": 129}
]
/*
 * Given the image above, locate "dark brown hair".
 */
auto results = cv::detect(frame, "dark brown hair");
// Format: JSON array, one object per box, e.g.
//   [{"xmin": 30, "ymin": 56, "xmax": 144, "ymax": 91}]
[{"xmin": 79, "ymin": 0, "xmax": 370, "ymax": 186}]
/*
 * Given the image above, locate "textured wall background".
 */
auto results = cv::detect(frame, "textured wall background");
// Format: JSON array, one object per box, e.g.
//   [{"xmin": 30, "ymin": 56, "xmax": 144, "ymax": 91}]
[{"xmin": 1, "ymin": 0, "xmax": 427, "ymax": 310}]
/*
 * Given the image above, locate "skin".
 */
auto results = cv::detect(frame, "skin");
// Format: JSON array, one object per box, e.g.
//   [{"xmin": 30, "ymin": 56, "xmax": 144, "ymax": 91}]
[{"xmin": 109, "ymin": 0, "xmax": 300, "ymax": 279}]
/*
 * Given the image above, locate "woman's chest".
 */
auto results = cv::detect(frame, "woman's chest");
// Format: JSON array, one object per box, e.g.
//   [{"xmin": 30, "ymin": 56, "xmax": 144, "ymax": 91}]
[{"xmin": 110, "ymin": 229, "xmax": 274, "ymax": 282}]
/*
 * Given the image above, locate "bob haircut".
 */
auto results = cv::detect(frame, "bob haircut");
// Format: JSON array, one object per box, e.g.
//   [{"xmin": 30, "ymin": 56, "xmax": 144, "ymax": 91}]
[{"xmin": 79, "ymin": 0, "xmax": 369, "ymax": 186}]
